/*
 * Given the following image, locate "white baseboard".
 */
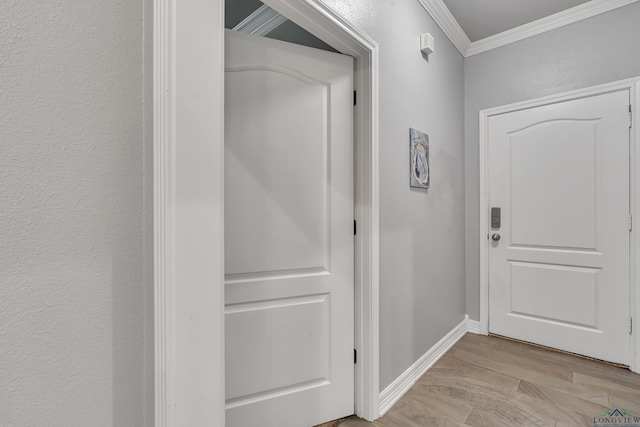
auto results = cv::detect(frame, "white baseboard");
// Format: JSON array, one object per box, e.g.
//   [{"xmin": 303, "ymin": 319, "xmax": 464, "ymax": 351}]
[
  {"xmin": 466, "ymin": 315, "xmax": 481, "ymax": 334},
  {"xmin": 378, "ymin": 317, "xmax": 467, "ymax": 416}
]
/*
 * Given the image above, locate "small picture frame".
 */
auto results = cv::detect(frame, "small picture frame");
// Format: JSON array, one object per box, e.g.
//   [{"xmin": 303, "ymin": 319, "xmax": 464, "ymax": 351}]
[{"xmin": 409, "ymin": 128, "xmax": 430, "ymax": 189}]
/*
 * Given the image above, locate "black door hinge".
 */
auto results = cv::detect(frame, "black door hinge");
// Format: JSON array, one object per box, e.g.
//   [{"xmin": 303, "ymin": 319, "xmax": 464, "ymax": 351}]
[
  {"xmin": 354, "ymin": 91, "xmax": 357, "ymax": 106},
  {"xmin": 354, "ymin": 220, "xmax": 357, "ymax": 236},
  {"xmin": 354, "ymin": 349, "xmax": 357, "ymax": 364}
]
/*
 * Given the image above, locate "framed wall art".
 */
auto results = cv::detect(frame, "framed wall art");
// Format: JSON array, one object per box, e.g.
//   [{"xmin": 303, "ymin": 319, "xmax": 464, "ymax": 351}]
[{"xmin": 409, "ymin": 127, "xmax": 430, "ymax": 189}]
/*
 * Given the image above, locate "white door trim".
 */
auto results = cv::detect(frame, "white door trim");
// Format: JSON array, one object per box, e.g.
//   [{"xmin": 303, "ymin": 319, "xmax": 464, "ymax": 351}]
[
  {"xmin": 154, "ymin": 0, "xmax": 226, "ymax": 425},
  {"xmin": 154, "ymin": 0, "xmax": 381, "ymax": 425},
  {"xmin": 479, "ymin": 76, "xmax": 640, "ymax": 373}
]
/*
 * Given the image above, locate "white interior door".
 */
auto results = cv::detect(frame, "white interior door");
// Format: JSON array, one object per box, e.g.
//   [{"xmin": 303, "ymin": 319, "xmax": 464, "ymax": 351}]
[
  {"xmin": 488, "ymin": 90, "xmax": 631, "ymax": 364},
  {"xmin": 224, "ymin": 30, "xmax": 354, "ymax": 427}
]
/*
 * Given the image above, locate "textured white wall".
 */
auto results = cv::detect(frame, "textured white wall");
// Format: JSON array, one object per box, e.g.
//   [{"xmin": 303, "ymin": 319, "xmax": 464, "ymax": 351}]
[
  {"xmin": 0, "ymin": 0, "xmax": 148, "ymax": 425},
  {"xmin": 322, "ymin": 0, "xmax": 467, "ymax": 391},
  {"xmin": 464, "ymin": 2, "xmax": 640, "ymax": 320}
]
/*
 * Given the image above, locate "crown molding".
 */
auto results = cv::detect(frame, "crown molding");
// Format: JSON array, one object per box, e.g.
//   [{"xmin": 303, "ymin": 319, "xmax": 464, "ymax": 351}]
[
  {"xmin": 466, "ymin": 0, "xmax": 640, "ymax": 56},
  {"xmin": 417, "ymin": 0, "xmax": 640, "ymax": 57},
  {"xmin": 416, "ymin": 0, "xmax": 470, "ymax": 56},
  {"xmin": 233, "ymin": 4, "xmax": 288, "ymax": 36}
]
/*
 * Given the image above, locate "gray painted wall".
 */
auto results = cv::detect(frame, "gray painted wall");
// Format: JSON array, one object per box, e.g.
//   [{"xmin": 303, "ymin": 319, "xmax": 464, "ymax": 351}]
[
  {"xmin": 464, "ymin": 3, "xmax": 640, "ymax": 320},
  {"xmin": 1, "ymin": 0, "xmax": 151, "ymax": 425},
  {"xmin": 266, "ymin": 20, "xmax": 337, "ymax": 52},
  {"xmin": 226, "ymin": 0, "xmax": 263, "ymax": 28},
  {"xmin": 324, "ymin": 0, "xmax": 466, "ymax": 390}
]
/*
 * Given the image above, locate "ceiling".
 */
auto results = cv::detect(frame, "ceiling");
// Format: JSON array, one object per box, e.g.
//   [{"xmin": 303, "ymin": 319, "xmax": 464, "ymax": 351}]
[
  {"xmin": 442, "ymin": 0, "xmax": 590, "ymax": 42},
  {"xmin": 227, "ymin": 0, "xmax": 637, "ymax": 56}
]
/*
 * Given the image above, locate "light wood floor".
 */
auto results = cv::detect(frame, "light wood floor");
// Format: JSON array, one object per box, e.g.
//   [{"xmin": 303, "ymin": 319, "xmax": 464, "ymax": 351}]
[{"xmin": 339, "ymin": 333, "xmax": 640, "ymax": 426}]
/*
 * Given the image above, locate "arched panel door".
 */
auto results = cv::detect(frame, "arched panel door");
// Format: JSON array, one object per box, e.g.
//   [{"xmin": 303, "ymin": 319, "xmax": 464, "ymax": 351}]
[
  {"xmin": 225, "ymin": 30, "xmax": 354, "ymax": 427},
  {"xmin": 488, "ymin": 90, "xmax": 631, "ymax": 365}
]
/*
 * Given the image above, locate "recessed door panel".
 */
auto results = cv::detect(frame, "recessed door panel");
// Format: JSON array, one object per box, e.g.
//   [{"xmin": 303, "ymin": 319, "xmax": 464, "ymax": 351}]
[
  {"xmin": 510, "ymin": 262, "xmax": 599, "ymax": 328},
  {"xmin": 225, "ymin": 68, "xmax": 329, "ymax": 276},
  {"xmin": 225, "ymin": 294, "xmax": 331, "ymax": 404},
  {"xmin": 509, "ymin": 120, "xmax": 599, "ymax": 250}
]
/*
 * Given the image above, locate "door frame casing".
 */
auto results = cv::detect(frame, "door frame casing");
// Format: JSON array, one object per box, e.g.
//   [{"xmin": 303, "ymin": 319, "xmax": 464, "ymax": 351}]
[
  {"xmin": 153, "ymin": 0, "xmax": 381, "ymax": 425},
  {"xmin": 479, "ymin": 77, "xmax": 640, "ymax": 372}
]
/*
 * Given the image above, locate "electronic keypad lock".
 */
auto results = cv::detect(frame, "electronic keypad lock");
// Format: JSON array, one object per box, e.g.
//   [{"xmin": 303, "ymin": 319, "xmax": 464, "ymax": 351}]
[{"xmin": 491, "ymin": 207, "xmax": 501, "ymax": 229}]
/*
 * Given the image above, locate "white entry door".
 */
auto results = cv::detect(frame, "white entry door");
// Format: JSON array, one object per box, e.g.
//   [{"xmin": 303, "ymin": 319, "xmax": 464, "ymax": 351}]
[
  {"xmin": 224, "ymin": 30, "xmax": 354, "ymax": 427},
  {"xmin": 487, "ymin": 90, "xmax": 631, "ymax": 364}
]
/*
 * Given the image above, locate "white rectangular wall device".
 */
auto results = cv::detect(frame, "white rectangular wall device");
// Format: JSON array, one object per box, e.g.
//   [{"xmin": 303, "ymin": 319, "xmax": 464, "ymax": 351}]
[{"xmin": 420, "ymin": 33, "xmax": 434, "ymax": 55}]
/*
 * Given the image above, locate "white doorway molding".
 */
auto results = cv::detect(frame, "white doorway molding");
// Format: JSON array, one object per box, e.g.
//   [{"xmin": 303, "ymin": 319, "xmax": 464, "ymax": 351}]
[
  {"xmin": 153, "ymin": 0, "xmax": 380, "ymax": 424},
  {"xmin": 153, "ymin": 0, "xmax": 226, "ymax": 425},
  {"xmin": 479, "ymin": 77, "xmax": 640, "ymax": 373}
]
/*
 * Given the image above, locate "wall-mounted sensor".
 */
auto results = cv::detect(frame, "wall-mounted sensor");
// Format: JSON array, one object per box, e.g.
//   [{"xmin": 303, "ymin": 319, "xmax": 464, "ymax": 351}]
[{"xmin": 420, "ymin": 33, "xmax": 434, "ymax": 55}]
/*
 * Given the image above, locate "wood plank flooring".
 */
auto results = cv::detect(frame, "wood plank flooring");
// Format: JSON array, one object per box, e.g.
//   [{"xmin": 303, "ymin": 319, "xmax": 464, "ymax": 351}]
[{"xmin": 339, "ymin": 333, "xmax": 640, "ymax": 426}]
